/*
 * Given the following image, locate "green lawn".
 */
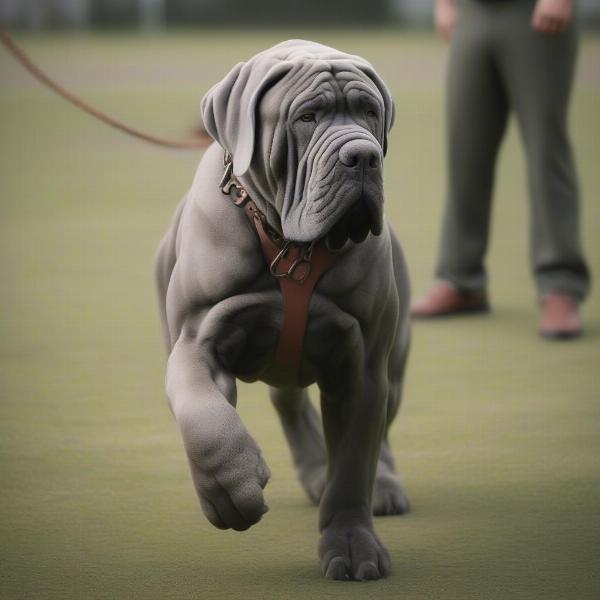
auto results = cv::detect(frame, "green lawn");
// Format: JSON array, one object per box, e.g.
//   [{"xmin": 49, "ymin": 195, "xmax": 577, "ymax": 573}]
[{"xmin": 1, "ymin": 30, "xmax": 599, "ymax": 600}]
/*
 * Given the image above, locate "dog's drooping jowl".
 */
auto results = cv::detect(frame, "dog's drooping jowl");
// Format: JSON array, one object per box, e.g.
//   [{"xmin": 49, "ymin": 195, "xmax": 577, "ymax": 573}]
[{"xmin": 156, "ymin": 40, "xmax": 411, "ymax": 581}]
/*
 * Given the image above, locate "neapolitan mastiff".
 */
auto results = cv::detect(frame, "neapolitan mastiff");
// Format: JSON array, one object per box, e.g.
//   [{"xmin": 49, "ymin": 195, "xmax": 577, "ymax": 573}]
[{"xmin": 156, "ymin": 40, "xmax": 411, "ymax": 581}]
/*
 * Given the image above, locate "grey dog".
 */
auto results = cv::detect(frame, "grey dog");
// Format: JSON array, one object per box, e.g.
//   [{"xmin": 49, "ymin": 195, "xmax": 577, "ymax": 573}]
[{"xmin": 156, "ymin": 40, "xmax": 411, "ymax": 581}]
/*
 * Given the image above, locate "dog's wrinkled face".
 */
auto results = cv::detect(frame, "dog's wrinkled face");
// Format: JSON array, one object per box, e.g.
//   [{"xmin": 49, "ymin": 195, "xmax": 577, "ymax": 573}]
[
  {"xmin": 201, "ymin": 40, "xmax": 395, "ymax": 248},
  {"xmin": 260, "ymin": 67, "xmax": 387, "ymax": 249}
]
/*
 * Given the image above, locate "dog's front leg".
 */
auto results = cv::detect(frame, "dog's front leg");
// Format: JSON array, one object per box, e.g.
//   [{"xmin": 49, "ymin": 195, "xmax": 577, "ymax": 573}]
[
  {"xmin": 166, "ymin": 324, "xmax": 270, "ymax": 531},
  {"xmin": 318, "ymin": 349, "xmax": 390, "ymax": 581}
]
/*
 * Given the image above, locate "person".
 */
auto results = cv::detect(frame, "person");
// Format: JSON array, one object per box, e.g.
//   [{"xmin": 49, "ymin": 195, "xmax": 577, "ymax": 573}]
[{"xmin": 412, "ymin": 0, "xmax": 590, "ymax": 339}]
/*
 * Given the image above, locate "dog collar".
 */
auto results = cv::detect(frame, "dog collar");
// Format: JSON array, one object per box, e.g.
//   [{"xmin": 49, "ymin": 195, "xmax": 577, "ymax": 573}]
[{"xmin": 220, "ymin": 152, "xmax": 336, "ymax": 372}]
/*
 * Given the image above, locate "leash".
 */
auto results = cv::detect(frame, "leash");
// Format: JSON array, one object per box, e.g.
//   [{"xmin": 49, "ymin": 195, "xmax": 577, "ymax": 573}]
[
  {"xmin": 220, "ymin": 153, "xmax": 336, "ymax": 372},
  {"xmin": 0, "ymin": 29, "xmax": 212, "ymax": 150},
  {"xmin": 1, "ymin": 26, "xmax": 337, "ymax": 371}
]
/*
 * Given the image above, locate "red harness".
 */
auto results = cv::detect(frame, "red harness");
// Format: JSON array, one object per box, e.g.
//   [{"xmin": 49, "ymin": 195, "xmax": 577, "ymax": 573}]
[{"xmin": 221, "ymin": 155, "xmax": 336, "ymax": 371}]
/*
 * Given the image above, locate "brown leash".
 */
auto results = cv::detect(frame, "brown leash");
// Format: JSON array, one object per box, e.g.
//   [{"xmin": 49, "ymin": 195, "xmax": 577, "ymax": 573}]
[
  {"xmin": 1, "ymin": 27, "xmax": 335, "ymax": 371},
  {"xmin": 2, "ymin": 30, "xmax": 335, "ymax": 369},
  {"xmin": 0, "ymin": 29, "xmax": 212, "ymax": 150}
]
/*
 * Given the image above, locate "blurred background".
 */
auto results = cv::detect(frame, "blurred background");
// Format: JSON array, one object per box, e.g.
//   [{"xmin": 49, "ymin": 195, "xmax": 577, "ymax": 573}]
[
  {"xmin": 1, "ymin": 2, "xmax": 599, "ymax": 600},
  {"xmin": 1, "ymin": 0, "xmax": 600, "ymax": 29}
]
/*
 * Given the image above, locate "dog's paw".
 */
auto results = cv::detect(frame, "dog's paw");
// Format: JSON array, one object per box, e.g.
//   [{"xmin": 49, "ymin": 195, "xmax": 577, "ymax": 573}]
[
  {"xmin": 319, "ymin": 524, "xmax": 391, "ymax": 581},
  {"xmin": 181, "ymin": 409, "xmax": 271, "ymax": 531},
  {"xmin": 372, "ymin": 471, "xmax": 410, "ymax": 516},
  {"xmin": 194, "ymin": 444, "xmax": 271, "ymax": 531}
]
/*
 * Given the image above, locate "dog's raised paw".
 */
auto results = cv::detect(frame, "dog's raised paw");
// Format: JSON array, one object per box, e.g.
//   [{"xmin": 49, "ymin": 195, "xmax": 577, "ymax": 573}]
[
  {"xmin": 197, "ymin": 463, "xmax": 270, "ymax": 531},
  {"xmin": 182, "ymin": 409, "xmax": 272, "ymax": 531}
]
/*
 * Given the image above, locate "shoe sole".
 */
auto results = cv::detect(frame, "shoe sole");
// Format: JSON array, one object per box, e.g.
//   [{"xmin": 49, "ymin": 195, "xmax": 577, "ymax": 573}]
[
  {"xmin": 411, "ymin": 304, "xmax": 491, "ymax": 319},
  {"xmin": 539, "ymin": 329, "xmax": 582, "ymax": 341}
]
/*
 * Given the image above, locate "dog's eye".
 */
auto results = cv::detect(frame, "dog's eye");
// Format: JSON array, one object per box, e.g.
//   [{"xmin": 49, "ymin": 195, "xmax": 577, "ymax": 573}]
[
  {"xmin": 299, "ymin": 113, "xmax": 316, "ymax": 123},
  {"xmin": 366, "ymin": 110, "xmax": 378, "ymax": 118}
]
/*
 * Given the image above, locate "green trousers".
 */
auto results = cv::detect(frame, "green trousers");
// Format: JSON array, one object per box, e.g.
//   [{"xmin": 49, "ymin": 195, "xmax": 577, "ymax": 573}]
[{"xmin": 436, "ymin": 0, "xmax": 590, "ymax": 301}]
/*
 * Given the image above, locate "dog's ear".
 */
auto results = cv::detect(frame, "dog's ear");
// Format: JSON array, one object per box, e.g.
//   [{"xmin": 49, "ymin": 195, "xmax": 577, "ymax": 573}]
[
  {"xmin": 200, "ymin": 61, "xmax": 244, "ymax": 155},
  {"xmin": 201, "ymin": 61, "xmax": 293, "ymax": 177},
  {"xmin": 358, "ymin": 66, "xmax": 395, "ymax": 156}
]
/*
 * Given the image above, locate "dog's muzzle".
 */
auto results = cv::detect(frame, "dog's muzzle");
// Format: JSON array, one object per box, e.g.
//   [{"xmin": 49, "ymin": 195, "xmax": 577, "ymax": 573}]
[
  {"xmin": 338, "ymin": 139, "xmax": 381, "ymax": 170},
  {"xmin": 324, "ymin": 139, "xmax": 384, "ymax": 250},
  {"xmin": 282, "ymin": 130, "xmax": 385, "ymax": 247}
]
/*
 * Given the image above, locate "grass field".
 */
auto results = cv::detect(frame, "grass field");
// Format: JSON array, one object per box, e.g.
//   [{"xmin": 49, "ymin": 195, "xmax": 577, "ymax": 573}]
[{"xmin": 1, "ymin": 30, "xmax": 599, "ymax": 600}]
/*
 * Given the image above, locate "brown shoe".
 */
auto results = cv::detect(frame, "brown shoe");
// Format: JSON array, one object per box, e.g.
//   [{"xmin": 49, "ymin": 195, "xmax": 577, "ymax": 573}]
[
  {"xmin": 539, "ymin": 294, "xmax": 582, "ymax": 340},
  {"xmin": 411, "ymin": 281, "xmax": 489, "ymax": 318}
]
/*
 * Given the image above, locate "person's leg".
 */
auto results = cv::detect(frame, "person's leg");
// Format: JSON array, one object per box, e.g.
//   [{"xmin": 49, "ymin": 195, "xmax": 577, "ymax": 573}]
[
  {"xmin": 496, "ymin": 0, "xmax": 590, "ymax": 304},
  {"xmin": 413, "ymin": 1, "xmax": 510, "ymax": 318},
  {"xmin": 435, "ymin": 0, "xmax": 510, "ymax": 292}
]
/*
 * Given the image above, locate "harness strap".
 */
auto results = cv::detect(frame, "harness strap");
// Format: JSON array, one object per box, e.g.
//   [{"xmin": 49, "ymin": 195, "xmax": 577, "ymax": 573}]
[{"xmin": 229, "ymin": 189, "xmax": 335, "ymax": 371}]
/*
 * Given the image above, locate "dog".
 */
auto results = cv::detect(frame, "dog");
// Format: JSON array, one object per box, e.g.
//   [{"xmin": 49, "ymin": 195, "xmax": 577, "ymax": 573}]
[{"xmin": 155, "ymin": 40, "xmax": 411, "ymax": 581}]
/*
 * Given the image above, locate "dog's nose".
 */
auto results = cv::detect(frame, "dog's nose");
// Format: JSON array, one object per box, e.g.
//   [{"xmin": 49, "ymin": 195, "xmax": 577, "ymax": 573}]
[{"xmin": 339, "ymin": 140, "xmax": 381, "ymax": 169}]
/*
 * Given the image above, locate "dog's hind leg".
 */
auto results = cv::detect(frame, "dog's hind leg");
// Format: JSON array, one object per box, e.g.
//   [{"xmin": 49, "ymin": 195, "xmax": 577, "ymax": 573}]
[
  {"xmin": 270, "ymin": 387, "xmax": 327, "ymax": 505},
  {"xmin": 371, "ymin": 414, "xmax": 411, "ymax": 515}
]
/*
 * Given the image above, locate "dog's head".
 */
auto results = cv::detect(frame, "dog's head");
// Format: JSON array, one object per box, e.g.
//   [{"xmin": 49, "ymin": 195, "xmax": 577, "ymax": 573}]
[{"xmin": 201, "ymin": 40, "xmax": 395, "ymax": 248}]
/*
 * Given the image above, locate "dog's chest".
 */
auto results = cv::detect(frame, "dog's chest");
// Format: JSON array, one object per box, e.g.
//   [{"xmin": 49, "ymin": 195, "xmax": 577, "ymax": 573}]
[{"xmin": 208, "ymin": 285, "xmax": 359, "ymax": 389}]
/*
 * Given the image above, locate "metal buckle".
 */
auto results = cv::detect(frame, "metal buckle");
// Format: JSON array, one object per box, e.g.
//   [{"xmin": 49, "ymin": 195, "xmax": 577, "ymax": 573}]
[
  {"xmin": 231, "ymin": 187, "xmax": 248, "ymax": 205},
  {"xmin": 219, "ymin": 158, "xmax": 234, "ymax": 193},
  {"xmin": 220, "ymin": 155, "xmax": 249, "ymax": 206},
  {"xmin": 270, "ymin": 242, "xmax": 314, "ymax": 284}
]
